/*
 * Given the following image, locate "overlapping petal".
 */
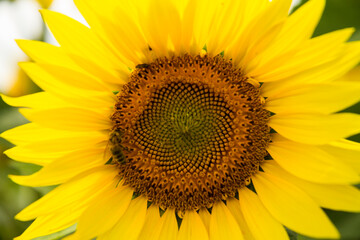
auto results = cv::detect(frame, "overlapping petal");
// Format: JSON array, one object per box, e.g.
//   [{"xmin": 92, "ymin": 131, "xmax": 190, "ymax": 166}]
[
  {"xmin": 210, "ymin": 201, "xmax": 244, "ymax": 240},
  {"xmin": 268, "ymin": 134, "xmax": 360, "ymax": 184},
  {"xmin": 252, "ymin": 171, "xmax": 339, "ymax": 239},
  {"xmin": 4, "ymin": 0, "xmax": 360, "ymax": 239},
  {"xmin": 73, "ymin": 183, "xmax": 133, "ymax": 239},
  {"xmin": 270, "ymin": 113, "xmax": 360, "ymax": 145},
  {"xmin": 262, "ymin": 161, "xmax": 360, "ymax": 212}
]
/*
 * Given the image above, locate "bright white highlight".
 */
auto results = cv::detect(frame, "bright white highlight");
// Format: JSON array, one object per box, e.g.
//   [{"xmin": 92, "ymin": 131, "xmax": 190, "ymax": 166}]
[{"xmin": 0, "ymin": 0, "xmax": 42, "ymax": 94}]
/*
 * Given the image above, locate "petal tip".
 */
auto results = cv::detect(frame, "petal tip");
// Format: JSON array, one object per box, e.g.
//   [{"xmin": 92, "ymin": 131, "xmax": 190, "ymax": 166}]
[{"xmin": 8, "ymin": 174, "xmax": 23, "ymax": 184}]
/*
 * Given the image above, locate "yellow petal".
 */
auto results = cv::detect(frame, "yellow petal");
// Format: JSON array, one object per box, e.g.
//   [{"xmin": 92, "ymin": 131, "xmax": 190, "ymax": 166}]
[
  {"xmin": 272, "ymin": 0, "xmax": 325, "ymax": 51},
  {"xmin": 329, "ymin": 138, "xmax": 360, "ymax": 151},
  {"xmin": 19, "ymin": 62, "xmax": 115, "ymax": 110},
  {"xmin": 74, "ymin": 0, "xmax": 132, "ymax": 27},
  {"xmin": 241, "ymin": 21, "xmax": 286, "ymax": 69},
  {"xmin": 66, "ymin": 50, "xmax": 130, "ymax": 85},
  {"xmin": 138, "ymin": 205, "xmax": 164, "ymax": 240},
  {"xmin": 230, "ymin": 0, "xmax": 291, "ymax": 66},
  {"xmin": 15, "ymin": 209, "xmax": 80, "ymax": 240},
  {"xmin": 0, "ymin": 123, "xmax": 79, "ymax": 145},
  {"xmin": 252, "ymin": 171, "xmax": 339, "ymax": 239},
  {"xmin": 192, "ymin": 0, "xmax": 221, "ymax": 53},
  {"xmin": 254, "ymin": 41, "xmax": 343, "ymax": 82},
  {"xmin": 249, "ymin": 0, "xmax": 325, "ymax": 70},
  {"xmin": 19, "ymin": 107, "xmax": 111, "ymax": 131},
  {"xmin": 40, "ymin": 9, "xmax": 122, "ymax": 73},
  {"xmin": 13, "ymin": 132, "xmax": 106, "ymax": 152},
  {"xmin": 206, "ymin": 0, "xmax": 250, "ymax": 55},
  {"xmin": 74, "ymin": 0, "xmax": 147, "ymax": 67},
  {"xmin": 266, "ymin": 82, "xmax": 360, "ymax": 114},
  {"xmin": 104, "ymin": 196, "xmax": 147, "ymax": 240},
  {"xmin": 61, "ymin": 233, "xmax": 78, "ymax": 240},
  {"xmin": 268, "ymin": 134, "xmax": 359, "ymax": 184},
  {"xmin": 261, "ymin": 40, "xmax": 360, "ymax": 97},
  {"xmin": 180, "ymin": 0, "xmax": 197, "ymax": 54},
  {"xmin": 270, "ymin": 113, "xmax": 360, "ymax": 145},
  {"xmin": 74, "ymin": 184, "xmax": 133, "ymax": 239},
  {"xmin": 344, "ymin": 63, "xmax": 360, "ymax": 78},
  {"xmin": 4, "ymin": 146, "xmax": 67, "ymax": 165},
  {"xmin": 226, "ymin": 198, "xmax": 256, "ymax": 240},
  {"xmin": 19, "ymin": 23, "xmax": 128, "ymax": 84},
  {"xmin": 210, "ymin": 201, "xmax": 244, "ymax": 240},
  {"xmin": 241, "ymin": 0, "xmax": 271, "ymax": 28},
  {"xmin": 16, "ymin": 40, "xmax": 77, "ymax": 69},
  {"xmin": 1, "ymin": 92, "xmax": 68, "ymax": 110},
  {"xmin": 138, "ymin": 0, "xmax": 182, "ymax": 56},
  {"xmin": 10, "ymin": 147, "xmax": 107, "ymax": 187},
  {"xmin": 39, "ymin": 63, "xmax": 112, "ymax": 92},
  {"xmin": 178, "ymin": 210, "xmax": 209, "ymax": 240},
  {"xmin": 198, "ymin": 208, "xmax": 211, "ymax": 232},
  {"xmin": 322, "ymin": 140, "xmax": 360, "ymax": 173},
  {"xmin": 253, "ymin": 29, "xmax": 355, "ymax": 82},
  {"xmin": 159, "ymin": 208, "xmax": 178, "ymax": 240},
  {"xmin": 262, "ymin": 161, "xmax": 360, "ymax": 212},
  {"xmin": 238, "ymin": 188, "xmax": 289, "ymax": 240},
  {"xmin": 3, "ymin": 128, "xmax": 106, "ymax": 166},
  {"xmin": 15, "ymin": 166, "xmax": 118, "ymax": 221}
]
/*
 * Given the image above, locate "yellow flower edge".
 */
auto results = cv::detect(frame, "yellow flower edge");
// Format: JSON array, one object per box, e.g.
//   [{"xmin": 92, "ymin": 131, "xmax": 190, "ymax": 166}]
[
  {"xmin": 36, "ymin": 0, "xmax": 54, "ymax": 9},
  {"xmin": 1, "ymin": 0, "xmax": 360, "ymax": 239}
]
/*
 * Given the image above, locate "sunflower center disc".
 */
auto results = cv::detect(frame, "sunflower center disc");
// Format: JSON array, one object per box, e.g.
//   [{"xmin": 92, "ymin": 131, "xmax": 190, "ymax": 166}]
[{"xmin": 111, "ymin": 54, "xmax": 270, "ymax": 211}]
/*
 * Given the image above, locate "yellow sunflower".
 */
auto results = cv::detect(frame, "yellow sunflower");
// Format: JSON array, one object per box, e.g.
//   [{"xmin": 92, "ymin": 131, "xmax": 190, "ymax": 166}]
[{"xmin": 2, "ymin": 0, "xmax": 360, "ymax": 239}]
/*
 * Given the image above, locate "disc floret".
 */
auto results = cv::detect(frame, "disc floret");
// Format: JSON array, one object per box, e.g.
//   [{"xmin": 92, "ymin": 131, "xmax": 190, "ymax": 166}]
[{"xmin": 110, "ymin": 54, "xmax": 270, "ymax": 211}]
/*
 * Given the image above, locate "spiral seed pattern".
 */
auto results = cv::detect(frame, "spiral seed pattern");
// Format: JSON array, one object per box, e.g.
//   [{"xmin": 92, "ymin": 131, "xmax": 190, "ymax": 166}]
[{"xmin": 111, "ymin": 54, "xmax": 270, "ymax": 211}]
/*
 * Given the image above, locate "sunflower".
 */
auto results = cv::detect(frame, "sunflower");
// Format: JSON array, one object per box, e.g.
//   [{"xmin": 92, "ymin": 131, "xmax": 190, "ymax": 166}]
[{"xmin": 2, "ymin": 0, "xmax": 360, "ymax": 239}]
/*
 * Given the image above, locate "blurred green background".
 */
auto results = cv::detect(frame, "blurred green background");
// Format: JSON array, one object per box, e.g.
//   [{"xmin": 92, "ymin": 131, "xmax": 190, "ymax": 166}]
[{"xmin": 0, "ymin": 0, "xmax": 359, "ymax": 239}]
